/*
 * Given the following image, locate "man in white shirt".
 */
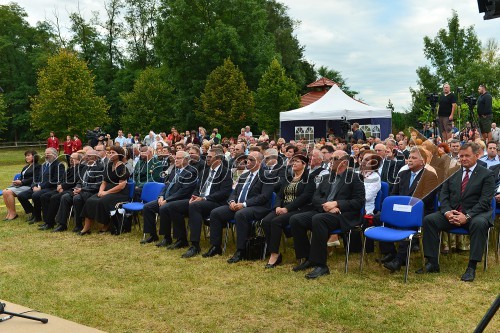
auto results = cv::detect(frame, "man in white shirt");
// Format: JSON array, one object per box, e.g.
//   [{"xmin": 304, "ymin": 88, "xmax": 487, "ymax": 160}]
[{"xmin": 114, "ymin": 130, "xmax": 127, "ymax": 147}]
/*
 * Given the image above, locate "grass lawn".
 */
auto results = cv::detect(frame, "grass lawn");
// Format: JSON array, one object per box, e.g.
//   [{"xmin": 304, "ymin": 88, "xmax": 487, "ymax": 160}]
[{"xmin": 0, "ymin": 152, "xmax": 499, "ymax": 332}]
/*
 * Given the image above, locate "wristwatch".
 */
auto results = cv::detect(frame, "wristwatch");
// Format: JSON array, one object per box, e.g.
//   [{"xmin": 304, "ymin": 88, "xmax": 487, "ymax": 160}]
[{"xmin": 465, "ymin": 214, "xmax": 471, "ymax": 222}]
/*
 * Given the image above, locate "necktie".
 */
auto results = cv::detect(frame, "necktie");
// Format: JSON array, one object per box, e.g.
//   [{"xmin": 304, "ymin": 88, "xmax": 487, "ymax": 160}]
[
  {"xmin": 43, "ymin": 162, "xmax": 49, "ymax": 174},
  {"xmin": 326, "ymin": 176, "xmax": 339, "ymax": 201},
  {"xmin": 238, "ymin": 173, "xmax": 254, "ymax": 203},
  {"xmin": 461, "ymin": 169, "xmax": 469, "ymax": 193},
  {"xmin": 409, "ymin": 172, "xmax": 416, "ymax": 187},
  {"xmin": 200, "ymin": 169, "xmax": 215, "ymax": 197},
  {"xmin": 165, "ymin": 169, "xmax": 180, "ymax": 196}
]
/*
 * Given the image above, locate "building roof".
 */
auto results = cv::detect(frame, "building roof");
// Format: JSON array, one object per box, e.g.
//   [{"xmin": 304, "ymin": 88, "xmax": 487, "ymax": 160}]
[
  {"xmin": 300, "ymin": 90, "xmax": 328, "ymax": 107},
  {"xmin": 306, "ymin": 77, "xmax": 340, "ymax": 88}
]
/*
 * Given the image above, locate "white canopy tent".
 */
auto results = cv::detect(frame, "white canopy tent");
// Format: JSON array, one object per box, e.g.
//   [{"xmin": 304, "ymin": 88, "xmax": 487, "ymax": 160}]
[{"xmin": 280, "ymin": 84, "xmax": 391, "ymax": 121}]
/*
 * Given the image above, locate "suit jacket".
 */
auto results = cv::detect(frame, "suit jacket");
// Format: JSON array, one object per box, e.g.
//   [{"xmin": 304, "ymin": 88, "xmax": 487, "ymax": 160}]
[
  {"xmin": 159, "ymin": 165, "xmax": 197, "ymax": 202},
  {"xmin": 192, "ymin": 165, "xmax": 232, "ymax": 205},
  {"xmin": 393, "ymin": 168, "xmax": 438, "ymax": 215},
  {"xmin": 274, "ymin": 169, "xmax": 316, "ymax": 212},
  {"xmin": 380, "ymin": 159, "xmax": 398, "ymax": 189},
  {"xmin": 489, "ymin": 164, "xmax": 500, "ymax": 185},
  {"xmin": 228, "ymin": 169, "xmax": 274, "ymax": 207},
  {"xmin": 78, "ymin": 162, "xmax": 105, "ymax": 193},
  {"xmin": 33, "ymin": 159, "xmax": 65, "ymax": 189},
  {"xmin": 439, "ymin": 164, "xmax": 495, "ymax": 224},
  {"xmin": 263, "ymin": 163, "xmax": 287, "ymax": 192},
  {"xmin": 61, "ymin": 164, "xmax": 86, "ymax": 191},
  {"xmin": 19, "ymin": 163, "xmax": 40, "ymax": 186},
  {"xmin": 312, "ymin": 169, "xmax": 365, "ymax": 230},
  {"xmin": 133, "ymin": 156, "xmax": 163, "ymax": 187},
  {"xmin": 477, "ymin": 159, "xmax": 488, "ymax": 168}
]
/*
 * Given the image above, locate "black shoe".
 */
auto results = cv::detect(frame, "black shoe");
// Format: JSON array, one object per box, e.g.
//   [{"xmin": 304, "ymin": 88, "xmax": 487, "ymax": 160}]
[
  {"xmin": 26, "ymin": 214, "xmax": 35, "ymax": 223},
  {"xmin": 155, "ymin": 238, "xmax": 172, "ymax": 248},
  {"xmin": 28, "ymin": 217, "xmax": 42, "ymax": 225},
  {"xmin": 227, "ymin": 250, "xmax": 244, "ymax": 264},
  {"xmin": 411, "ymin": 244, "xmax": 420, "ymax": 252},
  {"xmin": 461, "ymin": 267, "xmax": 475, "ymax": 282},
  {"xmin": 265, "ymin": 253, "xmax": 283, "ymax": 269},
  {"xmin": 140, "ymin": 234, "xmax": 159, "ymax": 244},
  {"xmin": 375, "ymin": 253, "xmax": 396, "ymax": 264},
  {"xmin": 167, "ymin": 239, "xmax": 189, "ymax": 250},
  {"xmin": 292, "ymin": 260, "xmax": 313, "ymax": 272},
  {"xmin": 72, "ymin": 226, "xmax": 83, "ymax": 233},
  {"xmin": 305, "ymin": 266, "xmax": 330, "ymax": 279},
  {"xmin": 78, "ymin": 230, "xmax": 91, "ymax": 236},
  {"xmin": 181, "ymin": 246, "xmax": 201, "ymax": 258},
  {"xmin": 383, "ymin": 258, "xmax": 402, "ymax": 273},
  {"xmin": 52, "ymin": 225, "xmax": 67, "ymax": 232},
  {"xmin": 38, "ymin": 223, "xmax": 54, "ymax": 230},
  {"xmin": 3, "ymin": 214, "xmax": 18, "ymax": 221},
  {"xmin": 415, "ymin": 262, "xmax": 440, "ymax": 274},
  {"xmin": 202, "ymin": 245, "xmax": 222, "ymax": 258}
]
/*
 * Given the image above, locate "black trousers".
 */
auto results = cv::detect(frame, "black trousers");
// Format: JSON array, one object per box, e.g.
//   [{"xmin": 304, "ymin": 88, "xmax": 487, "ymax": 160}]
[
  {"xmin": 17, "ymin": 188, "xmax": 56, "ymax": 220},
  {"xmin": 55, "ymin": 191, "xmax": 94, "ymax": 228},
  {"xmin": 289, "ymin": 210, "xmax": 317, "ymax": 260},
  {"xmin": 143, "ymin": 200, "xmax": 179, "ymax": 240},
  {"xmin": 261, "ymin": 209, "xmax": 308, "ymax": 254},
  {"xmin": 41, "ymin": 190, "xmax": 71, "ymax": 225},
  {"xmin": 423, "ymin": 212, "xmax": 490, "ymax": 262},
  {"xmin": 209, "ymin": 205, "xmax": 270, "ymax": 250},
  {"xmin": 169, "ymin": 199, "xmax": 221, "ymax": 243}
]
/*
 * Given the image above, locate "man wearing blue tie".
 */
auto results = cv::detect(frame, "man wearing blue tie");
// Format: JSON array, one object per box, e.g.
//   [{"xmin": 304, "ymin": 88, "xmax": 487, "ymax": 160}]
[
  {"xmin": 18, "ymin": 148, "xmax": 65, "ymax": 224},
  {"xmin": 203, "ymin": 151, "xmax": 274, "ymax": 262},
  {"xmin": 142, "ymin": 150, "xmax": 198, "ymax": 247}
]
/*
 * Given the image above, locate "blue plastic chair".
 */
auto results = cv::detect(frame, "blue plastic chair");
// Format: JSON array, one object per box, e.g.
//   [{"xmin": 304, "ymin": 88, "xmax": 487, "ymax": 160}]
[
  {"xmin": 361, "ymin": 195, "xmax": 425, "ymax": 283},
  {"xmin": 439, "ymin": 198, "xmax": 497, "ymax": 270},
  {"xmin": 224, "ymin": 192, "xmax": 276, "ymax": 256},
  {"xmin": 374, "ymin": 181, "xmax": 389, "ymax": 213},
  {"xmin": 120, "ymin": 181, "xmax": 164, "ymax": 234}
]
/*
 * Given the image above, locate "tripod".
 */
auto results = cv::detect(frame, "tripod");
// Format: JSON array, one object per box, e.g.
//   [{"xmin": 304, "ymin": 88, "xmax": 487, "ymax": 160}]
[{"xmin": 0, "ymin": 302, "xmax": 48, "ymax": 324}]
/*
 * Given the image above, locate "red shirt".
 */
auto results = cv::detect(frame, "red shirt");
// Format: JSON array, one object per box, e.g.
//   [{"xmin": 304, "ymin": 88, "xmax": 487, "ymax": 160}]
[
  {"xmin": 63, "ymin": 140, "xmax": 73, "ymax": 154},
  {"xmin": 47, "ymin": 137, "xmax": 59, "ymax": 150},
  {"xmin": 72, "ymin": 138, "xmax": 82, "ymax": 152}
]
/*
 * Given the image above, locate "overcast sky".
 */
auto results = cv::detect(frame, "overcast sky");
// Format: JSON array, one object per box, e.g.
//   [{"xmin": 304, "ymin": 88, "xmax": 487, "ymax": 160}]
[{"xmin": 10, "ymin": 0, "xmax": 500, "ymax": 112}]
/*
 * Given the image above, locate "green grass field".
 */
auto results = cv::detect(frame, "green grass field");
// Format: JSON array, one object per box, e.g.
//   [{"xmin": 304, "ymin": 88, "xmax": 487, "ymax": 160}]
[{"xmin": 0, "ymin": 150, "xmax": 499, "ymax": 332}]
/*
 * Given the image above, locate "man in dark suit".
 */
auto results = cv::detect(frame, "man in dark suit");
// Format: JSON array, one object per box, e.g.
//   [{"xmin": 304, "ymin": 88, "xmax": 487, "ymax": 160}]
[
  {"xmin": 382, "ymin": 147, "xmax": 439, "ymax": 272},
  {"xmin": 375, "ymin": 143, "xmax": 399, "ymax": 191},
  {"xmin": 263, "ymin": 148, "xmax": 286, "ymax": 192},
  {"xmin": 142, "ymin": 151, "xmax": 198, "ymax": 247},
  {"xmin": 18, "ymin": 148, "xmax": 65, "ymax": 224},
  {"xmin": 53, "ymin": 150, "xmax": 105, "ymax": 232},
  {"xmin": 289, "ymin": 150, "xmax": 365, "ymax": 279},
  {"xmin": 202, "ymin": 151, "xmax": 274, "ymax": 262},
  {"xmin": 160, "ymin": 148, "xmax": 233, "ymax": 257},
  {"xmin": 418, "ymin": 142, "xmax": 495, "ymax": 282},
  {"xmin": 39, "ymin": 152, "xmax": 85, "ymax": 230}
]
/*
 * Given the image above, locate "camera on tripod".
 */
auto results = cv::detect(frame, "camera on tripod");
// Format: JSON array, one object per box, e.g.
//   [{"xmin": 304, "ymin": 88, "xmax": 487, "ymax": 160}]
[
  {"xmin": 464, "ymin": 95, "xmax": 477, "ymax": 109},
  {"xmin": 426, "ymin": 93, "xmax": 439, "ymax": 104}
]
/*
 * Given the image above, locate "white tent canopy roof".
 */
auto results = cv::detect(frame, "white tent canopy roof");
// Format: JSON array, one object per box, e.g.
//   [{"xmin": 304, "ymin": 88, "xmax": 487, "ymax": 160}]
[{"xmin": 280, "ymin": 84, "xmax": 391, "ymax": 122}]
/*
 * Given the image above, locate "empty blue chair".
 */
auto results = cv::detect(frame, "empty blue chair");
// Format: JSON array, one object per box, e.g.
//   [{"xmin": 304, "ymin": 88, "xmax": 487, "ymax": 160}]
[
  {"xmin": 120, "ymin": 182, "xmax": 165, "ymax": 234},
  {"xmin": 361, "ymin": 195, "xmax": 424, "ymax": 283}
]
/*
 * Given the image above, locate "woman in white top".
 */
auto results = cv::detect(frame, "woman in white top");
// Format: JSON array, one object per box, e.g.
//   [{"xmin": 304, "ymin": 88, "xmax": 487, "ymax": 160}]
[{"xmin": 359, "ymin": 152, "xmax": 382, "ymax": 215}]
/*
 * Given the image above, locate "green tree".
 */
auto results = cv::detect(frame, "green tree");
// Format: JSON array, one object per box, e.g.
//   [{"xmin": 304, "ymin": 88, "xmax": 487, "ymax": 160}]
[
  {"xmin": 0, "ymin": 4, "xmax": 57, "ymax": 140},
  {"xmin": 120, "ymin": 67, "xmax": 175, "ymax": 134},
  {"xmin": 194, "ymin": 58, "xmax": 254, "ymax": 136},
  {"xmin": 317, "ymin": 65, "xmax": 359, "ymax": 98},
  {"xmin": 255, "ymin": 58, "xmax": 299, "ymax": 135},
  {"xmin": 31, "ymin": 49, "xmax": 110, "ymax": 137},
  {"xmin": 0, "ymin": 93, "xmax": 8, "ymax": 134}
]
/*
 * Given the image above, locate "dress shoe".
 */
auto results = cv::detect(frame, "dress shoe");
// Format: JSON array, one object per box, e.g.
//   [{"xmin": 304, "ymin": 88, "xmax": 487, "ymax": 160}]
[
  {"xmin": 155, "ymin": 238, "xmax": 172, "ymax": 247},
  {"xmin": 411, "ymin": 244, "xmax": 420, "ymax": 252},
  {"xmin": 375, "ymin": 252, "xmax": 396, "ymax": 264},
  {"xmin": 383, "ymin": 258, "xmax": 402, "ymax": 272},
  {"xmin": 72, "ymin": 226, "xmax": 83, "ymax": 233},
  {"xmin": 292, "ymin": 259, "xmax": 313, "ymax": 272},
  {"xmin": 38, "ymin": 223, "xmax": 54, "ymax": 231},
  {"xmin": 78, "ymin": 230, "xmax": 91, "ymax": 236},
  {"xmin": 415, "ymin": 262, "xmax": 440, "ymax": 274},
  {"xmin": 52, "ymin": 225, "xmax": 67, "ymax": 232},
  {"xmin": 460, "ymin": 267, "xmax": 476, "ymax": 282},
  {"xmin": 181, "ymin": 246, "xmax": 201, "ymax": 258},
  {"xmin": 305, "ymin": 266, "xmax": 330, "ymax": 279},
  {"xmin": 202, "ymin": 245, "xmax": 222, "ymax": 257},
  {"xmin": 265, "ymin": 253, "xmax": 283, "ymax": 269},
  {"xmin": 167, "ymin": 239, "xmax": 189, "ymax": 250},
  {"xmin": 28, "ymin": 217, "xmax": 42, "ymax": 225},
  {"xmin": 140, "ymin": 234, "xmax": 159, "ymax": 244},
  {"xmin": 26, "ymin": 214, "xmax": 35, "ymax": 223},
  {"xmin": 3, "ymin": 214, "xmax": 18, "ymax": 221},
  {"xmin": 227, "ymin": 250, "xmax": 244, "ymax": 264}
]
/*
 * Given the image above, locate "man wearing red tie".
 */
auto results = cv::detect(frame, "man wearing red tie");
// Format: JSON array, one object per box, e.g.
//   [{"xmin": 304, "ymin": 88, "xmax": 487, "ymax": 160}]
[
  {"xmin": 46, "ymin": 131, "xmax": 59, "ymax": 152},
  {"xmin": 419, "ymin": 142, "xmax": 495, "ymax": 282}
]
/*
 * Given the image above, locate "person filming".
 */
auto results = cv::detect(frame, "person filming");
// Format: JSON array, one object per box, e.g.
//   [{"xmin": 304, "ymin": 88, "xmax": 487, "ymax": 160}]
[
  {"xmin": 477, "ymin": 84, "xmax": 493, "ymax": 143},
  {"xmin": 437, "ymin": 83, "xmax": 457, "ymax": 142}
]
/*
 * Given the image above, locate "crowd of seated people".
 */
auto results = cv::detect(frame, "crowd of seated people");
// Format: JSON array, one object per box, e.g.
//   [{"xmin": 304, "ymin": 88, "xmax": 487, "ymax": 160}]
[{"xmin": 2, "ymin": 124, "xmax": 499, "ymax": 282}]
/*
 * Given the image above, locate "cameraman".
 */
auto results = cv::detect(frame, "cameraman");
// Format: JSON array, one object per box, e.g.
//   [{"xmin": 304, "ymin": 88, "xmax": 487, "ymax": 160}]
[
  {"xmin": 477, "ymin": 84, "xmax": 493, "ymax": 143},
  {"xmin": 437, "ymin": 83, "xmax": 456, "ymax": 142}
]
